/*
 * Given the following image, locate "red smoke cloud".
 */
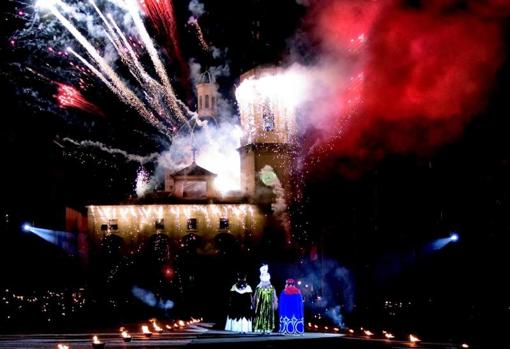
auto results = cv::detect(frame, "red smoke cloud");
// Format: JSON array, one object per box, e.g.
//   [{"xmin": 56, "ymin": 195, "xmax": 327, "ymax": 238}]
[{"xmin": 305, "ymin": 0, "xmax": 508, "ymax": 172}]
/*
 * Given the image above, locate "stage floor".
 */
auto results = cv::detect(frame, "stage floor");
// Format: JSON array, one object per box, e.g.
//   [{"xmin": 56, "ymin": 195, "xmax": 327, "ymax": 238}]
[{"xmin": 0, "ymin": 324, "xmax": 471, "ymax": 349}]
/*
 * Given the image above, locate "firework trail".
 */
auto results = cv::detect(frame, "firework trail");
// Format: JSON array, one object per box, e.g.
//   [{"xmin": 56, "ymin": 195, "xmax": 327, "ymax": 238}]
[
  {"xmin": 139, "ymin": 0, "xmax": 189, "ymax": 88},
  {"xmin": 187, "ymin": 16, "xmax": 208, "ymax": 52},
  {"xmin": 62, "ymin": 137, "xmax": 159, "ymax": 164},
  {"xmin": 124, "ymin": 0, "xmax": 188, "ymax": 123},
  {"xmin": 39, "ymin": 0, "xmax": 169, "ymax": 133},
  {"xmin": 27, "ymin": 0, "xmax": 193, "ymax": 137},
  {"xmin": 56, "ymin": 83, "xmax": 104, "ymax": 115}
]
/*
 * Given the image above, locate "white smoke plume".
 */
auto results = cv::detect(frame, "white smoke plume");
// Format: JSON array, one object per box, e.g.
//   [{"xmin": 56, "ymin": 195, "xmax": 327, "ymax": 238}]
[
  {"xmin": 62, "ymin": 137, "xmax": 159, "ymax": 164},
  {"xmin": 188, "ymin": 0, "xmax": 205, "ymax": 18},
  {"xmin": 156, "ymin": 121, "xmax": 242, "ymax": 195},
  {"xmin": 188, "ymin": 58, "xmax": 230, "ymax": 85}
]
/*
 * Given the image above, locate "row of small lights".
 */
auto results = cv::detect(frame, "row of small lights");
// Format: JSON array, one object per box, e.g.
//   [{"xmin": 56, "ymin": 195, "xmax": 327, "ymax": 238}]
[
  {"xmin": 57, "ymin": 318, "xmax": 203, "ymax": 348},
  {"xmin": 2, "ymin": 288, "xmax": 86, "ymax": 322},
  {"xmin": 306, "ymin": 323, "xmax": 470, "ymax": 348}
]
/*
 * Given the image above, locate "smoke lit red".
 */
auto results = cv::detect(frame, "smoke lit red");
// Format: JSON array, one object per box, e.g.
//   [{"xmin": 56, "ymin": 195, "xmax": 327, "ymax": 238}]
[{"xmin": 305, "ymin": 0, "xmax": 509, "ymax": 171}]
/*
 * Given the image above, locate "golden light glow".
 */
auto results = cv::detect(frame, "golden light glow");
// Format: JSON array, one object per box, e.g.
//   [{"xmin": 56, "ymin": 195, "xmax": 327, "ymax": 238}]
[
  {"xmin": 150, "ymin": 318, "xmax": 163, "ymax": 332},
  {"xmin": 409, "ymin": 334, "xmax": 421, "ymax": 342},
  {"xmin": 120, "ymin": 327, "xmax": 132, "ymax": 339},
  {"xmin": 89, "ymin": 204, "xmax": 262, "ymax": 241},
  {"xmin": 141, "ymin": 325, "xmax": 152, "ymax": 335}
]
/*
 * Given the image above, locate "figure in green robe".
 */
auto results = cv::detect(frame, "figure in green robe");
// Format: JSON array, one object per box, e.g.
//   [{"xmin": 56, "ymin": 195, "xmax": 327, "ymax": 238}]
[{"xmin": 252, "ymin": 264, "xmax": 278, "ymax": 333}]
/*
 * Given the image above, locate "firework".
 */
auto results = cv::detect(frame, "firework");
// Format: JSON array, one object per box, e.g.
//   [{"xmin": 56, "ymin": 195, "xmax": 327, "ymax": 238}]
[
  {"xmin": 56, "ymin": 83, "xmax": 103, "ymax": 115},
  {"xmin": 30, "ymin": 0, "xmax": 194, "ymax": 137},
  {"xmin": 135, "ymin": 166, "xmax": 151, "ymax": 197},
  {"xmin": 235, "ymin": 67, "xmax": 305, "ymax": 145},
  {"xmin": 139, "ymin": 0, "xmax": 188, "ymax": 83},
  {"xmin": 187, "ymin": 16, "xmax": 209, "ymax": 51}
]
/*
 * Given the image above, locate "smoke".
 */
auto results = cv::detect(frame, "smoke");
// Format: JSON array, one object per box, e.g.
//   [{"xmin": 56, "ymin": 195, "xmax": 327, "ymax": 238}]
[
  {"xmin": 188, "ymin": 58, "xmax": 230, "ymax": 85},
  {"xmin": 188, "ymin": 0, "xmax": 205, "ymax": 18},
  {"xmin": 62, "ymin": 137, "xmax": 159, "ymax": 164},
  {"xmin": 131, "ymin": 285, "xmax": 174, "ymax": 310},
  {"xmin": 284, "ymin": 0, "xmax": 510, "ymax": 173},
  {"xmin": 299, "ymin": 258, "xmax": 355, "ymax": 328},
  {"xmin": 211, "ymin": 46, "xmax": 222, "ymax": 59},
  {"xmin": 156, "ymin": 121, "xmax": 242, "ymax": 195}
]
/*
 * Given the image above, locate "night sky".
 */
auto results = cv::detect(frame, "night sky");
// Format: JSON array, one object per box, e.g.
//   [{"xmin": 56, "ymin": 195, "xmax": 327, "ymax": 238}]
[{"xmin": 1, "ymin": 0, "xmax": 510, "ymax": 339}]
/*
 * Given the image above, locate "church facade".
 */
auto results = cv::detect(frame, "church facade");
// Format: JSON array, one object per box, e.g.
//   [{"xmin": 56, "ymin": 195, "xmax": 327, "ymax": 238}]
[{"xmin": 83, "ymin": 66, "xmax": 296, "ymax": 254}]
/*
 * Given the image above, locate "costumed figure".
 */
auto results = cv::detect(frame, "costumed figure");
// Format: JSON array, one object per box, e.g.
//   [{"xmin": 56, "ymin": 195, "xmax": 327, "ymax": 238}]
[
  {"xmin": 278, "ymin": 278, "xmax": 304, "ymax": 335},
  {"xmin": 252, "ymin": 264, "xmax": 278, "ymax": 333},
  {"xmin": 225, "ymin": 272, "xmax": 253, "ymax": 333}
]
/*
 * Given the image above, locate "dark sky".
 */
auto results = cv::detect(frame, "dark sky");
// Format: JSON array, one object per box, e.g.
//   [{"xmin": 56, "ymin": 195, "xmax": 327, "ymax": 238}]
[{"xmin": 0, "ymin": 0, "xmax": 509, "ymax": 321}]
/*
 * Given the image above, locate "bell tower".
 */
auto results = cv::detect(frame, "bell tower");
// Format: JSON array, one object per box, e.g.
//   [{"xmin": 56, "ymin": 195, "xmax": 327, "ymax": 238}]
[
  {"xmin": 196, "ymin": 71, "xmax": 219, "ymax": 121},
  {"xmin": 235, "ymin": 66, "xmax": 297, "ymax": 203}
]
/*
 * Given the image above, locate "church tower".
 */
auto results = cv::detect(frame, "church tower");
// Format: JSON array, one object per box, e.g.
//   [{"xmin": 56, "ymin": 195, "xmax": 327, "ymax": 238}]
[
  {"xmin": 236, "ymin": 66, "xmax": 297, "ymax": 203},
  {"xmin": 196, "ymin": 71, "xmax": 219, "ymax": 121}
]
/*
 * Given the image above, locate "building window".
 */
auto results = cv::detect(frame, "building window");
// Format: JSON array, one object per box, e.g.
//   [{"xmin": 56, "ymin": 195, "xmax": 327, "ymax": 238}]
[
  {"xmin": 211, "ymin": 96, "xmax": 216, "ymax": 110},
  {"xmin": 262, "ymin": 99, "xmax": 274, "ymax": 131},
  {"xmin": 100, "ymin": 224, "xmax": 108, "ymax": 231},
  {"xmin": 108, "ymin": 219, "xmax": 118, "ymax": 231},
  {"xmin": 187, "ymin": 218, "xmax": 197, "ymax": 231},
  {"xmin": 199, "ymin": 96, "xmax": 202, "ymax": 109},
  {"xmin": 205, "ymin": 95, "xmax": 209, "ymax": 108},
  {"xmin": 219, "ymin": 218, "xmax": 229, "ymax": 230},
  {"xmin": 155, "ymin": 218, "xmax": 164, "ymax": 230},
  {"xmin": 183, "ymin": 180, "xmax": 207, "ymax": 198}
]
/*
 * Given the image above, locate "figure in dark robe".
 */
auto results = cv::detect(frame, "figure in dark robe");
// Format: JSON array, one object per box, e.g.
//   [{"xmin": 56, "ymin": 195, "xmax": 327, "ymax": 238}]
[
  {"xmin": 225, "ymin": 272, "xmax": 253, "ymax": 333},
  {"xmin": 278, "ymin": 278, "xmax": 304, "ymax": 334},
  {"xmin": 252, "ymin": 264, "xmax": 278, "ymax": 333}
]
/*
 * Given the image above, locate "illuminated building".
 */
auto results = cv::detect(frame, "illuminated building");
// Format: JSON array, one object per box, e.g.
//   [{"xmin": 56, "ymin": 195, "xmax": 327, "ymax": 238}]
[{"xmin": 71, "ymin": 66, "xmax": 297, "ymax": 255}]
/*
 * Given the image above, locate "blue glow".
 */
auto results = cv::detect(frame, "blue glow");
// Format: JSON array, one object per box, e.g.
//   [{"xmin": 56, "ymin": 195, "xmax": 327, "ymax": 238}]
[
  {"xmin": 450, "ymin": 233, "xmax": 459, "ymax": 242},
  {"xmin": 22, "ymin": 223, "xmax": 31, "ymax": 232}
]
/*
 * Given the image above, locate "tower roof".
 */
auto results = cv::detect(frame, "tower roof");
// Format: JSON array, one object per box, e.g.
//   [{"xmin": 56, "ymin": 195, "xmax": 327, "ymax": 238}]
[
  {"xmin": 198, "ymin": 70, "xmax": 215, "ymax": 84},
  {"xmin": 172, "ymin": 161, "xmax": 217, "ymax": 177}
]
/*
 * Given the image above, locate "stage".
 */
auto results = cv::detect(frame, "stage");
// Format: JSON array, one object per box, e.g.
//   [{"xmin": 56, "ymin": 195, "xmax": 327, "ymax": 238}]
[{"xmin": 0, "ymin": 323, "xmax": 473, "ymax": 349}]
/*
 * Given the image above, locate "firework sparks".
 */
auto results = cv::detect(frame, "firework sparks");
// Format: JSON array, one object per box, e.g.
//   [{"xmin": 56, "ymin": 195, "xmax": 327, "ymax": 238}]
[
  {"xmin": 135, "ymin": 166, "xmax": 151, "ymax": 197},
  {"xmin": 235, "ymin": 67, "xmax": 305, "ymax": 145},
  {"xmin": 187, "ymin": 16, "xmax": 209, "ymax": 51},
  {"xmin": 56, "ymin": 83, "xmax": 103, "ymax": 115},
  {"xmin": 30, "ymin": 0, "xmax": 194, "ymax": 137},
  {"xmin": 139, "ymin": 0, "xmax": 189, "ymax": 83}
]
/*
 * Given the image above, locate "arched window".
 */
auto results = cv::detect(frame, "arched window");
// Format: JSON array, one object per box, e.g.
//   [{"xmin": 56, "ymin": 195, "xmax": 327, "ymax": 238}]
[
  {"xmin": 205, "ymin": 95, "xmax": 209, "ymax": 108},
  {"xmin": 199, "ymin": 96, "xmax": 202, "ymax": 109},
  {"xmin": 211, "ymin": 96, "xmax": 216, "ymax": 110}
]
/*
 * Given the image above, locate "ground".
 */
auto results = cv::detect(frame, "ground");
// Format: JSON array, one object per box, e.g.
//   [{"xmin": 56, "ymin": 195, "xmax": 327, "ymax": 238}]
[{"xmin": 0, "ymin": 323, "xmax": 472, "ymax": 349}]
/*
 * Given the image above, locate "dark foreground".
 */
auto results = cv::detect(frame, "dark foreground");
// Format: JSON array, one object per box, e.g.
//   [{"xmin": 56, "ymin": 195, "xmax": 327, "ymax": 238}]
[{"xmin": 0, "ymin": 324, "xmax": 474, "ymax": 349}]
